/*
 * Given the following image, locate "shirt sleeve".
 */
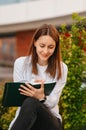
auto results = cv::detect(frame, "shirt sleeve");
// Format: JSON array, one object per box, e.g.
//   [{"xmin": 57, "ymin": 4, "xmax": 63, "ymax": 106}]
[
  {"xmin": 8, "ymin": 57, "xmax": 24, "ymax": 130},
  {"xmin": 13, "ymin": 57, "xmax": 25, "ymax": 82},
  {"xmin": 44, "ymin": 63, "xmax": 68, "ymax": 108}
]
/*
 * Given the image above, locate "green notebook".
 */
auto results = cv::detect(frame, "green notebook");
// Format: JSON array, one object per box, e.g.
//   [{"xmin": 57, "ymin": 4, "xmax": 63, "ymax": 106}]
[{"xmin": 2, "ymin": 82, "xmax": 56, "ymax": 107}]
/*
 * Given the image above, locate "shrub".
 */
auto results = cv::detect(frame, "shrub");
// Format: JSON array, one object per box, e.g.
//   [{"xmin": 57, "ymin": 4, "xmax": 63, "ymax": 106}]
[
  {"xmin": 59, "ymin": 13, "xmax": 86, "ymax": 130},
  {"xmin": 0, "ymin": 96, "xmax": 17, "ymax": 130}
]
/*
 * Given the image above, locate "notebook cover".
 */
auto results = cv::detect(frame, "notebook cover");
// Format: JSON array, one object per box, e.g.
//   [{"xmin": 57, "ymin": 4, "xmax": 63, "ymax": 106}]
[{"xmin": 2, "ymin": 82, "xmax": 56, "ymax": 107}]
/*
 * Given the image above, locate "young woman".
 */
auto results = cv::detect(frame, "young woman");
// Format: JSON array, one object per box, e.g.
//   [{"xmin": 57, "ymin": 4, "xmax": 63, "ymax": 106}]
[{"xmin": 8, "ymin": 24, "xmax": 68, "ymax": 130}]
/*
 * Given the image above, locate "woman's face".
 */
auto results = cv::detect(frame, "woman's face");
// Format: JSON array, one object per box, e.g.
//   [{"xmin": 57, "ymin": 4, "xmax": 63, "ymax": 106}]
[{"xmin": 34, "ymin": 35, "xmax": 56, "ymax": 65}]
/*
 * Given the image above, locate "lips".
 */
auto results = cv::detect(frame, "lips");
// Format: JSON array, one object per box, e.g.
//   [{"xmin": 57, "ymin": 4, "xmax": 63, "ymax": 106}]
[{"xmin": 41, "ymin": 54, "xmax": 49, "ymax": 59}]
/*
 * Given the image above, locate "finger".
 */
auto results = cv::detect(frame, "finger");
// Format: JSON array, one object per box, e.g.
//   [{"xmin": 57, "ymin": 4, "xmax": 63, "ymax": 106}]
[
  {"xmin": 19, "ymin": 85, "xmax": 33, "ymax": 95},
  {"xmin": 34, "ymin": 79, "xmax": 41, "ymax": 83},
  {"xmin": 40, "ymin": 81, "xmax": 44, "ymax": 88},
  {"xmin": 20, "ymin": 85, "xmax": 30, "ymax": 91},
  {"xmin": 20, "ymin": 91, "xmax": 33, "ymax": 97},
  {"xmin": 19, "ymin": 87, "xmax": 33, "ymax": 97},
  {"xmin": 34, "ymin": 79, "xmax": 45, "ymax": 83},
  {"xmin": 25, "ymin": 83, "xmax": 36, "ymax": 91}
]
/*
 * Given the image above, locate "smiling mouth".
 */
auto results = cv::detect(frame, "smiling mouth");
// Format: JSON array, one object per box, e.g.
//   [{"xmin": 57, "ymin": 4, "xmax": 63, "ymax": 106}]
[{"xmin": 41, "ymin": 55, "xmax": 49, "ymax": 58}]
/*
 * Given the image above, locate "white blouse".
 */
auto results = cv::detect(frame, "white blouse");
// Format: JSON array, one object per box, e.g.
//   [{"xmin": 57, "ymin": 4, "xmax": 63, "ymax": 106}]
[{"xmin": 8, "ymin": 56, "xmax": 68, "ymax": 129}]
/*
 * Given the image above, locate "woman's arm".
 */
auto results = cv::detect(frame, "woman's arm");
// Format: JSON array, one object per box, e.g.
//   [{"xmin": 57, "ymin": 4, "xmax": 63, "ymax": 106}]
[
  {"xmin": 44, "ymin": 63, "xmax": 68, "ymax": 108},
  {"xmin": 13, "ymin": 57, "xmax": 25, "ymax": 82}
]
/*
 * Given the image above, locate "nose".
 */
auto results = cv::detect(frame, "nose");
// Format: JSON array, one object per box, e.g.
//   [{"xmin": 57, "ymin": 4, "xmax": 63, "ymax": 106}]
[{"xmin": 44, "ymin": 47, "xmax": 48, "ymax": 54}]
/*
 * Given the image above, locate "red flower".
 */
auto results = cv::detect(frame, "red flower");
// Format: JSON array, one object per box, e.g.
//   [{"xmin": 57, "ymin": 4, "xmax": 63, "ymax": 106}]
[
  {"xmin": 64, "ymin": 32, "xmax": 71, "ymax": 37},
  {"xmin": 83, "ymin": 47, "xmax": 86, "ymax": 51}
]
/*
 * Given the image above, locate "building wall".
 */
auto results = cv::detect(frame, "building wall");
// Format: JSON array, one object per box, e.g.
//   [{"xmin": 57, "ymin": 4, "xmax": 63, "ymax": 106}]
[
  {"xmin": 16, "ymin": 30, "xmax": 35, "ymax": 58},
  {"xmin": 0, "ymin": 30, "xmax": 35, "ymax": 66},
  {"xmin": 0, "ymin": 0, "xmax": 86, "ymax": 26}
]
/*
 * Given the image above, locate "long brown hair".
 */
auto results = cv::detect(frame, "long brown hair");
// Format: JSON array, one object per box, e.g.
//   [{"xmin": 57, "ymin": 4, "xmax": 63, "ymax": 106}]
[{"xmin": 27, "ymin": 24, "xmax": 62, "ymax": 79}]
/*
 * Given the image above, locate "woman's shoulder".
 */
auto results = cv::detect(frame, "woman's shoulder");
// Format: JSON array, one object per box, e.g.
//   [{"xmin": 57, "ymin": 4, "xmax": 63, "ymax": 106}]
[
  {"xmin": 14, "ymin": 56, "xmax": 26, "ymax": 64},
  {"xmin": 14, "ymin": 56, "xmax": 31, "ymax": 66},
  {"xmin": 61, "ymin": 61, "xmax": 68, "ymax": 72}
]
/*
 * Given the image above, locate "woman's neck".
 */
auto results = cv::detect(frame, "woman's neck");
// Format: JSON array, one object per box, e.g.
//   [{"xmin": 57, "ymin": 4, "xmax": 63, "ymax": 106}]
[{"xmin": 38, "ymin": 60, "xmax": 48, "ymax": 66}]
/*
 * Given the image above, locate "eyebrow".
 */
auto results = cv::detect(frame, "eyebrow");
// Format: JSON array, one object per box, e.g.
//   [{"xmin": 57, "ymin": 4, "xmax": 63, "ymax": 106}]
[{"xmin": 40, "ymin": 43, "xmax": 55, "ymax": 46}]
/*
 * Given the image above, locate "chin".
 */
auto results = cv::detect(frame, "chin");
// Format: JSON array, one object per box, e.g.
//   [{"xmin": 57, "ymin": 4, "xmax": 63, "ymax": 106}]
[{"xmin": 41, "ymin": 57, "xmax": 48, "ymax": 61}]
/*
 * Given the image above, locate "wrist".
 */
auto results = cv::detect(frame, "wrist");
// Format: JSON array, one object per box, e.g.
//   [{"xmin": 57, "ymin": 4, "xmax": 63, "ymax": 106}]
[{"xmin": 40, "ymin": 96, "xmax": 46, "ymax": 103}]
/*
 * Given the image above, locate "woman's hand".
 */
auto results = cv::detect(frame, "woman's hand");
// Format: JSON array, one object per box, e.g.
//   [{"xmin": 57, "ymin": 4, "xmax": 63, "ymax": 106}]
[{"xmin": 19, "ymin": 80, "xmax": 45, "ymax": 100}]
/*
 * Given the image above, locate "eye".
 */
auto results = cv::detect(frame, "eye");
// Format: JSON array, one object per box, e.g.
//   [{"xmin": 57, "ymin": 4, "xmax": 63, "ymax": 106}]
[
  {"xmin": 48, "ymin": 45, "xmax": 55, "ymax": 49},
  {"xmin": 40, "ymin": 43, "xmax": 45, "ymax": 48}
]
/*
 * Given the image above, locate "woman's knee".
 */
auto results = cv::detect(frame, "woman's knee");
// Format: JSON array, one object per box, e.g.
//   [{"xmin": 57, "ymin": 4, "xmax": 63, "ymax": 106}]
[{"xmin": 22, "ymin": 97, "xmax": 40, "ymax": 109}]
